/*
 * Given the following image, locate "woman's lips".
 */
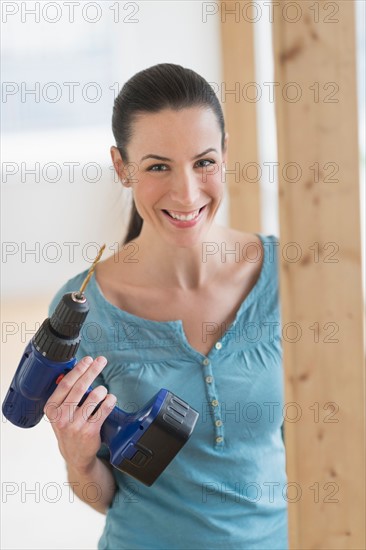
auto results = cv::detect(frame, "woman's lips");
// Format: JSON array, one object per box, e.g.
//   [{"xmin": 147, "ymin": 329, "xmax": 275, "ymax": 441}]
[{"xmin": 161, "ymin": 205, "xmax": 207, "ymax": 228}]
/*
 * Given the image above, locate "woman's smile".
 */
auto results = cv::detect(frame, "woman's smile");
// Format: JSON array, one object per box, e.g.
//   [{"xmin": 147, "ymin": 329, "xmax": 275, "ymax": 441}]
[{"xmin": 161, "ymin": 204, "xmax": 208, "ymax": 228}]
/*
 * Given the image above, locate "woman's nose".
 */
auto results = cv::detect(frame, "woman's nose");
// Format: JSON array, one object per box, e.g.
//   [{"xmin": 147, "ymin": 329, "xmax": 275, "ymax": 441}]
[{"xmin": 170, "ymin": 171, "xmax": 200, "ymax": 206}]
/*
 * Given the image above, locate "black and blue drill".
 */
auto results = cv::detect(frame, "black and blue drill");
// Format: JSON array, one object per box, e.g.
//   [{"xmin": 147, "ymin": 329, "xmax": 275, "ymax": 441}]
[{"xmin": 2, "ymin": 248, "xmax": 199, "ymax": 486}]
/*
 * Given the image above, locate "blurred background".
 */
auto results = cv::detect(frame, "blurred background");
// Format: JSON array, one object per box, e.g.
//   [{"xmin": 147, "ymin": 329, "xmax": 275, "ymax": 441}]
[{"xmin": 1, "ymin": 1, "xmax": 365, "ymax": 549}]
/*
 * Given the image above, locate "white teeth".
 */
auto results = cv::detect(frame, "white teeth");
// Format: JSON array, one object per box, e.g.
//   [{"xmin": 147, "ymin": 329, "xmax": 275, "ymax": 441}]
[{"xmin": 166, "ymin": 209, "xmax": 200, "ymax": 221}]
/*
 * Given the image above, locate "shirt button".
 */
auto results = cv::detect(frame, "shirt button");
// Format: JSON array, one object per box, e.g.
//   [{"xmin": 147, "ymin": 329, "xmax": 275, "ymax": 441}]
[
  {"xmin": 215, "ymin": 419, "xmax": 223, "ymax": 427},
  {"xmin": 211, "ymin": 399, "xmax": 219, "ymax": 407},
  {"xmin": 202, "ymin": 358, "xmax": 210, "ymax": 366},
  {"xmin": 205, "ymin": 376, "xmax": 213, "ymax": 384},
  {"xmin": 215, "ymin": 342, "xmax": 222, "ymax": 350},
  {"xmin": 216, "ymin": 436, "xmax": 223, "ymax": 443}
]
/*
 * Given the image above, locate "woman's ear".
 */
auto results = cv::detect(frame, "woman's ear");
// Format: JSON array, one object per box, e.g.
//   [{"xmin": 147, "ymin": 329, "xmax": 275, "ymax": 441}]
[{"xmin": 110, "ymin": 146, "xmax": 131, "ymax": 187}]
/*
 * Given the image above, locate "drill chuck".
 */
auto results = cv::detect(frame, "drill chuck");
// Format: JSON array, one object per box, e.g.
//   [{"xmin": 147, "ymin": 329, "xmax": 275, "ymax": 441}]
[{"xmin": 33, "ymin": 292, "xmax": 89, "ymax": 362}]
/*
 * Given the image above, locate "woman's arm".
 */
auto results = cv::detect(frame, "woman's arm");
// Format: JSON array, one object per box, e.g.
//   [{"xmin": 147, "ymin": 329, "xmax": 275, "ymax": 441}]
[
  {"xmin": 66, "ymin": 457, "xmax": 117, "ymax": 514},
  {"xmin": 44, "ymin": 355, "xmax": 118, "ymax": 514}
]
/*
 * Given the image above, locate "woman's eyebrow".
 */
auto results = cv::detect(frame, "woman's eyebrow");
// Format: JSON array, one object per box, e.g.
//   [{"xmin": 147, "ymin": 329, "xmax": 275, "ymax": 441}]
[{"xmin": 140, "ymin": 148, "xmax": 218, "ymax": 163}]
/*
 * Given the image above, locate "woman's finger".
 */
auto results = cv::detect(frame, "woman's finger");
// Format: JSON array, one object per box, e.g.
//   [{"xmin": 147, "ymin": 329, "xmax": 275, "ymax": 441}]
[
  {"xmin": 84, "ymin": 393, "xmax": 118, "ymax": 430},
  {"xmin": 62, "ymin": 356, "xmax": 108, "ymax": 408},
  {"xmin": 68, "ymin": 385, "xmax": 109, "ymax": 427},
  {"xmin": 44, "ymin": 356, "xmax": 106, "ymax": 413}
]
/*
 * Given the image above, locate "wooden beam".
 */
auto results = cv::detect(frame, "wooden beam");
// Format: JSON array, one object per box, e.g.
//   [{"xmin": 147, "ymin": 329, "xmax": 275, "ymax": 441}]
[
  {"xmin": 273, "ymin": 1, "xmax": 365, "ymax": 548},
  {"xmin": 219, "ymin": 1, "xmax": 260, "ymax": 231}
]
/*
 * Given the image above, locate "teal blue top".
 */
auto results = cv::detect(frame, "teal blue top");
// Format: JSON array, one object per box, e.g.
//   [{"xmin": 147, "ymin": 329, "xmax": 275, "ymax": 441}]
[{"xmin": 48, "ymin": 233, "xmax": 288, "ymax": 550}]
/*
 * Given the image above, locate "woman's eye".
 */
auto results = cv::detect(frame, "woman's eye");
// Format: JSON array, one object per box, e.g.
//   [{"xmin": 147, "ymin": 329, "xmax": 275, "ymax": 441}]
[
  {"xmin": 147, "ymin": 164, "xmax": 168, "ymax": 172},
  {"xmin": 196, "ymin": 159, "xmax": 216, "ymax": 168}
]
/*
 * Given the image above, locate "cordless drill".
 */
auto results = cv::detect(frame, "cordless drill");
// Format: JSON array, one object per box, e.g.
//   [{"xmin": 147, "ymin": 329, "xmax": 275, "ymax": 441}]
[{"xmin": 2, "ymin": 248, "xmax": 199, "ymax": 486}]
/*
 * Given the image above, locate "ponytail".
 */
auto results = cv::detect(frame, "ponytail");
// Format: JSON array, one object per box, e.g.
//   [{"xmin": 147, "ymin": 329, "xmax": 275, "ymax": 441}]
[{"xmin": 123, "ymin": 200, "xmax": 143, "ymax": 245}]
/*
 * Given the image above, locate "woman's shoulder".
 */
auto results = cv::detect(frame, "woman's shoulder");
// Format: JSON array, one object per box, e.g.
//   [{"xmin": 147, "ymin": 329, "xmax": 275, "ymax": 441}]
[
  {"xmin": 213, "ymin": 227, "xmax": 280, "ymax": 294},
  {"xmin": 213, "ymin": 226, "xmax": 279, "ymax": 265},
  {"xmin": 216, "ymin": 225, "xmax": 278, "ymax": 244}
]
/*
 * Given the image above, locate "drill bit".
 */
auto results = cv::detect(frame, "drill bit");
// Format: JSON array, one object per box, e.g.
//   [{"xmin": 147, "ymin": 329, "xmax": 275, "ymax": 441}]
[{"xmin": 75, "ymin": 244, "xmax": 106, "ymax": 299}]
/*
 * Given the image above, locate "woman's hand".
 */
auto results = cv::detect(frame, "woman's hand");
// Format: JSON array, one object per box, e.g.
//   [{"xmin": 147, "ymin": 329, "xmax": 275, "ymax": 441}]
[{"xmin": 43, "ymin": 356, "xmax": 117, "ymax": 473}]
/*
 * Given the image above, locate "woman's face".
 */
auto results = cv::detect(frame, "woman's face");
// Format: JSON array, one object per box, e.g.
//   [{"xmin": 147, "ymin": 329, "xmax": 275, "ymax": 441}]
[{"xmin": 113, "ymin": 106, "xmax": 228, "ymax": 248}]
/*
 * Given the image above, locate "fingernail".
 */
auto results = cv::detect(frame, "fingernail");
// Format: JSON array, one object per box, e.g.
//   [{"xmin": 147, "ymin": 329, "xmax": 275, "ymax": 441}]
[{"xmin": 96, "ymin": 356, "xmax": 107, "ymax": 366}]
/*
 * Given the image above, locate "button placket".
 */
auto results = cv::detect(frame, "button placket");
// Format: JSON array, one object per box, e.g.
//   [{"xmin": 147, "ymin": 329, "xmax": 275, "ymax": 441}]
[{"xmin": 201, "ymin": 356, "xmax": 224, "ymax": 448}]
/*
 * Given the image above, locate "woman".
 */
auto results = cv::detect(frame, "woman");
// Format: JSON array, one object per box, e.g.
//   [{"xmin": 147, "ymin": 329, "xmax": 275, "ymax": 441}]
[{"xmin": 46, "ymin": 63, "xmax": 288, "ymax": 550}]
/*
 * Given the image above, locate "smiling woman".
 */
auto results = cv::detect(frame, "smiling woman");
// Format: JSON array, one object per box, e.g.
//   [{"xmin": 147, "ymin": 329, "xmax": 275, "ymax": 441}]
[
  {"xmin": 110, "ymin": 63, "xmax": 227, "ymax": 246},
  {"xmin": 47, "ymin": 63, "xmax": 288, "ymax": 550},
  {"xmin": 111, "ymin": 105, "xmax": 227, "ymax": 249}
]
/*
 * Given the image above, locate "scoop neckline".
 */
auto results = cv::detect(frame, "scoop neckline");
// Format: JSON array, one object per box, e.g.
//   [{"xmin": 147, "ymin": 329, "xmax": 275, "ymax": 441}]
[{"xmin": 90, "ymin": 232, "xmax": 270, "ymax": 332}]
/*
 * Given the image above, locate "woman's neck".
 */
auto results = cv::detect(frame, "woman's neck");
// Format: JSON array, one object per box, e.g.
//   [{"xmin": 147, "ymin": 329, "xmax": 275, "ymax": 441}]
[{"xmin": 129, "ymin": 223, "xmax": 226, "ymax": 291}]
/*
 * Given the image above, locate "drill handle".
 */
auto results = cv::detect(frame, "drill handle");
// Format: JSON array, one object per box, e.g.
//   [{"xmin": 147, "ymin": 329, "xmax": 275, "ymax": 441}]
[{"xmin": 2, "ymin": 341, "xmax": 76, "ymax": 429}]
